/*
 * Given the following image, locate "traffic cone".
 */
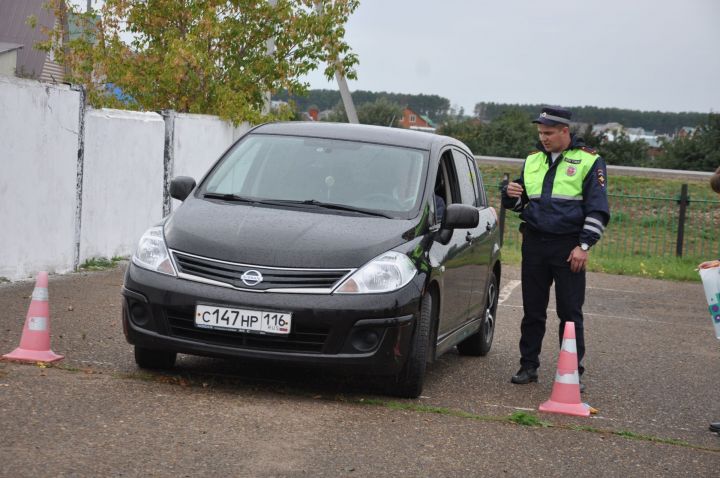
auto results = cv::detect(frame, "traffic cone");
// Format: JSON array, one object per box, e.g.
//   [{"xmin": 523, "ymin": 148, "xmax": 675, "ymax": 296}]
[
  {"xmin": 2, "ymin": 271, "xmax": 64, "ymax": 363},
  {"xmin": 538, "ymin": 321, "xmax": 588, "ymax": 417}
]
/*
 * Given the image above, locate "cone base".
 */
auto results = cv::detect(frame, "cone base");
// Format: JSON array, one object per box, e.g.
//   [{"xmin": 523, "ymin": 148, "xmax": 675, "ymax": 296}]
[
  {"xmin": 2, "ymin": 347, "xmax": 64, "ymax": 363},
  {"xmin": 539, "ymin": 399, "xmax": 590, "ymax": 417}
]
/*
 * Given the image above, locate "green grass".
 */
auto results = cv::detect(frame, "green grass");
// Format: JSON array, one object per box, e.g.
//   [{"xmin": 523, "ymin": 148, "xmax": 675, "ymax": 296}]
[
  {"xmin": 79, "ymin": 256, "xmax": 126, "ymax": 271},
  {"xmin": 483, "ymin": 165, "xmax": 719, "ymax": 281}
]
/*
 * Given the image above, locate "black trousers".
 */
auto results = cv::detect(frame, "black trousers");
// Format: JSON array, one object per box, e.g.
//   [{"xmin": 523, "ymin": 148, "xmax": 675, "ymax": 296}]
[{"xmin": 519, "ymin": 229, "xmax": 586, "ymax": 375}]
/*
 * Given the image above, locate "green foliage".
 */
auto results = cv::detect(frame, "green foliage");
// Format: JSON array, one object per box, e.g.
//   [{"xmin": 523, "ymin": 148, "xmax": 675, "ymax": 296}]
[
  {"xmin": 326, "ymin": 97, "xmax": 404, "ymax": 126},
  {"xmin": 507, "ymin": 411, "xmax": 550, "ymax": 427},
  {"xmin": 80, "ymin": 256, "xmax": 125, "ymax": 271},
  {"xmin": 655, "ymin": 114, "xmax": 720, "ymax": 171},
  {"xmin": 39, "ymin": 0, "xmax": 358, "ymax": 125},
  {"xmin": 599, "ymin": 131, "xmax": 651, "ymax": 166},
  {"xmin": 438, "ymin": 109, "xmax": 536, "ymax": 156},
  {"xmin": 277, "ymin": 89, "xmax": 451, "ymax": 122},
  {"xmin": 474, "ymin": 102, "xmax": 708, "ymax": 134}
]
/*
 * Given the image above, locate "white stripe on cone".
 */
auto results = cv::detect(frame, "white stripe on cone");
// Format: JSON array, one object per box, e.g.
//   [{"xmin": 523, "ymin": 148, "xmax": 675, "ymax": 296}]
[
  {"xmin": 554, "ymin": 370, "xmax": 580, "ymax": 385},
  {"xmin": 31, "ymin": 287, "xmax": 49, "ymax": 301},
  {"xmin": 561, "ymin": 338, "xmax": 577, "ymax": 354}
]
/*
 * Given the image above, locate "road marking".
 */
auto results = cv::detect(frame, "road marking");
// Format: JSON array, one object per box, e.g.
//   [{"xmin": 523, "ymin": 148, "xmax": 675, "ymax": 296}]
[{"xmin": 499, "ymin": 280, "xmax": 520, "ymax": 305}]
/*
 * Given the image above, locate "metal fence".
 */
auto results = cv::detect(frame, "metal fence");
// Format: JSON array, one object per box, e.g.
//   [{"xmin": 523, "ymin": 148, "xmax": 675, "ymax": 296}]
[{"xmin": 484, "ymin": 172, "xmax": 720, "ymax": 261}]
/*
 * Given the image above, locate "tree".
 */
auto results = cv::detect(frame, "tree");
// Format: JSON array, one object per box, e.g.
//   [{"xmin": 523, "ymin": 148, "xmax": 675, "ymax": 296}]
[
  {"xmin": 325, "ymin": 97, "xmax": 403, "ymax": 126},
  {"xmin": 438, "ymin": 109, "xmax": 536, "ymax": 157},
  {"xmin": 656, "ymin": 114, "xmax": 720, "ymax": 171},
  {"xmin": 39, "ymin": 0, "xmax": 358, "ymax": 124}
]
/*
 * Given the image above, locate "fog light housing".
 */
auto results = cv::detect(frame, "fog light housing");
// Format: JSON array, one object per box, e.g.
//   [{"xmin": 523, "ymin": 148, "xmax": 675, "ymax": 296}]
[
  {"xmin": 129, "ymin": 301, "xmax": 151, "ymax": 327},
  {"xmin": 350, "ymin": 328, "xmax": 381, "ymax": 352}
]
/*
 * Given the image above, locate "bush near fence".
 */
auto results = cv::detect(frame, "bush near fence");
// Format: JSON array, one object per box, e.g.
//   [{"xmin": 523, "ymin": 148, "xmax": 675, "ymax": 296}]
[{"xmin": 480, "ymin": 165, "xmax": 720, "ymax": 281}]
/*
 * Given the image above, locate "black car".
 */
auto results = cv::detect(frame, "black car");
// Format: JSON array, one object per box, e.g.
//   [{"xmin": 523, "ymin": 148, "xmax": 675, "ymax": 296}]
[{"xmin": 122, "ymin": 122, "xmax": 501, "ymax": 398}]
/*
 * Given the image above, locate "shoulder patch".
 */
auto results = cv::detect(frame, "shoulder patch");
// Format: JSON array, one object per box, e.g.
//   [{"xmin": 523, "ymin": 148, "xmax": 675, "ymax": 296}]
[
  {"xmin": 581, "ymin": 146, "xmax": 598, "ymax": 155},
  {"xmin": 528, "ymin": 150, "xmax": 540, "ymax": 155}
]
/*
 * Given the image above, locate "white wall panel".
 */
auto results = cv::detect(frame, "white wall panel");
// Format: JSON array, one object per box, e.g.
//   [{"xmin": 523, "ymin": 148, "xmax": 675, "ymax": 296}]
[
  {"xmin": 0, "ymin": 77, "xmax": 80, "ymax": 281},
  {"xmin": 79, "ymin": 108, "xmax": 165, "ymax": 262}
]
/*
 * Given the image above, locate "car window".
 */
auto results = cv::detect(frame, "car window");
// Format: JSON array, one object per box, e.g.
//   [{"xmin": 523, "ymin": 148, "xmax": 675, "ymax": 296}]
[
  {"xmin": 451, "ymin": 149, "xmax": 477, "ymax": 206},
  {"xmin": 468, "ymin": 157, "xmax": 488, "ymax": 208},
  {"xmin": 202, "ymin": 134, "xmax": 429, "ymax": 217}
]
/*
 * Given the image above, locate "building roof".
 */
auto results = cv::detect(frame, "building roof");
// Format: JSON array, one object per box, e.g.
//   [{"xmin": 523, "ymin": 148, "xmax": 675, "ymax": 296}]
[
  {"xmin": 0, "ymin": 0, "xmax": 56, "ymax": 78},
  {"xmin": 0, "ymin": 42, "xmax": 23, "ymax": 54}
]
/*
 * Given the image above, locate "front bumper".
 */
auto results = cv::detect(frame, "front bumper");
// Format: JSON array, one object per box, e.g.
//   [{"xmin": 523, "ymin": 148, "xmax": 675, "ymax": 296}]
[{"xmin": 122, "ymin": 263, "xmax": 425, "ymax": 375}]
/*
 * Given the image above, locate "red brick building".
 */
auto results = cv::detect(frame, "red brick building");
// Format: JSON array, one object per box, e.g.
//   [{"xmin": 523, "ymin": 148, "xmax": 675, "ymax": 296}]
[{"xmin": 398, "ymin": 107, "xmax": 436, "ymax": 131}]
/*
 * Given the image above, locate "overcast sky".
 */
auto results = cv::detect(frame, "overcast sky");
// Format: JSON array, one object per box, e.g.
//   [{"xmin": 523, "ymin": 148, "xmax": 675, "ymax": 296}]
[{"xmin": 303, "ymin": 0, "xmax": 720, "ymax": 114}]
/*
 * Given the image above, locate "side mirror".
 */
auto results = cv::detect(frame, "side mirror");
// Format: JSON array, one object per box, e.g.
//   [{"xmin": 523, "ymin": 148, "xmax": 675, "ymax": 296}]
[
  {"xmin": 442, "ymin": 204, "xmax": 479, "ymax": 230},
  {"xmin": 170, "ymin": 176, "xmax": 196, "ymax": 201}
]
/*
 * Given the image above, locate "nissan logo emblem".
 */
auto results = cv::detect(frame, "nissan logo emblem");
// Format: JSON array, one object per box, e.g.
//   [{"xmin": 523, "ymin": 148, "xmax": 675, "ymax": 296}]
[{"xmin": 240, "ymin": 269, "xmax": 263, "ymax": 287}]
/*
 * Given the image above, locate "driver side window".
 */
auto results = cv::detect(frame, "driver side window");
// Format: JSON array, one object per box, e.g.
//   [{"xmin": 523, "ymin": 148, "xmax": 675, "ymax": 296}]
[{"xmin": 433, "ymin": 151, "xmax": 461, "ymax": 224}]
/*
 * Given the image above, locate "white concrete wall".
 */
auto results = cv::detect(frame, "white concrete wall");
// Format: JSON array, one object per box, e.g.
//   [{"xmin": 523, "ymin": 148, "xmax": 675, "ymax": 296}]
[
  {"xmin": 0, "ymin": 76, "xmax": 253, "ymax": 281},
  {"xmin": 0, "ymin": 50, "xmax": 18, "ymax": 76},
  {"xmin": 0, "ymin": 76, "xmax": 80, "ymax": 280},
  {"xmin": 79, "ymin": 109, "xmax": 166, "ymax": 263},
  {"xmin": 171, "ymin": 114, "xmax": 250, "ymax": 209}
]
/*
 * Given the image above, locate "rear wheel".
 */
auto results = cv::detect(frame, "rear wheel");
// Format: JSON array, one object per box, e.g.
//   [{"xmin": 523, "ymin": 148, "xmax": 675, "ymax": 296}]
[
  {"xmin": 390, "ymin": 292, "xmax": 433, "ymax": 398},
  {"xmin": 457, "ymin": 271, "xmax": 498, "ymax": 356},
  {"xmin": 134, "ymin": 346, "xmax": 177, "ymax": 370}
]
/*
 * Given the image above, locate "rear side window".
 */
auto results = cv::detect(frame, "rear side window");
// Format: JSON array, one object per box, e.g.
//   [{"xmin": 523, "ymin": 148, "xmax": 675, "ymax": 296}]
[{"xmin": 451, "ymin": 149, "xmax": 478, "ymax": 207}]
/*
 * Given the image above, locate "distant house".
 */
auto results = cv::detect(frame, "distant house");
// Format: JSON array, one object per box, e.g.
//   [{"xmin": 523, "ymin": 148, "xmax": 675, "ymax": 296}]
[
  {"xmin": 0, "ymin": 0, "xmax": 66, "ymax": 82},
  {"xmin": 0, "ymin": 42, "xmax": 23, "ymax": 76},
  {"xmin": 677, "ymin": 126, "xmax": 697, "ymax": 139},
  {"xmin": 399, "ymin": 107, "xmax": 436, "ymax": 132}
]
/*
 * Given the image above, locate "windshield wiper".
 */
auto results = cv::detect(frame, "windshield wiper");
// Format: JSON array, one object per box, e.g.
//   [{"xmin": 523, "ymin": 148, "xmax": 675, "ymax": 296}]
[
  {"xmin": 203, "ymin": 192, "xmax": 256, "ymax": 202},
  {"xmin": 297, "ymin": 199, "xmax": 394, "ymax": 218}
]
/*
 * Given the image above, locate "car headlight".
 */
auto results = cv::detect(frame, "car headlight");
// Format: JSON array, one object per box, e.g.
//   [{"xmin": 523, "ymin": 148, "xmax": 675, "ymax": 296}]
[
  {"xmin": 335, "ymin": 251, "xmax": 416, "ymax": 294},
  {"xmin": 131, "ymin": 226, "xmax": 176, "ymax": 276}
]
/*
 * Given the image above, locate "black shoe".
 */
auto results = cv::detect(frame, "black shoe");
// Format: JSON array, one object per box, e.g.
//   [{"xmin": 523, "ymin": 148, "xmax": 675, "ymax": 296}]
[
  {"xmin": 709, "ymin": 422, "xmax": 720, "ymax": 433},
  {"xmin": 511, "ymin": 367, "xmax": 538, "ymax": 384}
]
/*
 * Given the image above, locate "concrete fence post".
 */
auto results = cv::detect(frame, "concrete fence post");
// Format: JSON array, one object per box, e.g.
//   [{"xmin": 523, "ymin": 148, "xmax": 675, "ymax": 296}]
[
  {"xmin": 161, "ymin": 110, "xmax": 176, "ymax": 217},
  {"xmin": 71, "ymin": 84, "xmax": 87, "ymax": 271}
]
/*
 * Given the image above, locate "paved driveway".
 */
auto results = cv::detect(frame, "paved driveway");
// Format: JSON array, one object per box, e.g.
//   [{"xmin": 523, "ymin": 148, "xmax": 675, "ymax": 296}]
[{"xmin": 1, "ymin": 264, "xmax": 718, "ymax": 476}]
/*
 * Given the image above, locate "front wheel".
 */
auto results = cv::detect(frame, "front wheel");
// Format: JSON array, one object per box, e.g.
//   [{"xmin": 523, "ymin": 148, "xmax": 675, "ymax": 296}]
[
  {"xmin": 457, "ymin": 271, "xmax": 498, "ymax": 356},
  {"xmin": 389, "ymin": 292, "xmax": 434, "ymax": 398}
]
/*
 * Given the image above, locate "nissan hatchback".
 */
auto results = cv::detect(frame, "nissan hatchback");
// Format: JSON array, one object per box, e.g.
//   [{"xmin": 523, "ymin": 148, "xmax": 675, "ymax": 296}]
[{"xmin": 122, "ymin": 122, "xmax": 501, "ymax": 398}]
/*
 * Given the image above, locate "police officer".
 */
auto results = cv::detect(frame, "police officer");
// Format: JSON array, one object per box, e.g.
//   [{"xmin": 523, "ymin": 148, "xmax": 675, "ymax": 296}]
[{"xmin": 502, "ymin": 106, "xmax": 610, "ymax": 391}]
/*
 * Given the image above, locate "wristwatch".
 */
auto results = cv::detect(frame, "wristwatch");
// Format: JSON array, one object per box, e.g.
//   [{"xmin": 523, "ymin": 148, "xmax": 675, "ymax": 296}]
[{"xmin": 580, "ymin": 243, "xmax": 590, "ymax": 252}]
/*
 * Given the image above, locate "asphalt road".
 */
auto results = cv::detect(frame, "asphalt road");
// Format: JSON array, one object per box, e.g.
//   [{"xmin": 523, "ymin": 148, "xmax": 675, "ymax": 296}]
[{"xmin": 1, "ymin": 263, "xmax": 718, "ymax": 477}]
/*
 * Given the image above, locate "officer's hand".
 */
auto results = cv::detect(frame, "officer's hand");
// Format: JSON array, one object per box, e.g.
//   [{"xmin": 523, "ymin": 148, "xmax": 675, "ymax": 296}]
[
  {"xmin": 505, "ymin": 182, "xmax": 524, "ymax": 198},
  {"xmin": 698, "ymin": 260, "xmax": 720, "ymax": 269},
  {"xmin": 567, "ymin": 246, "xmax": 588, "ymax": 273}
]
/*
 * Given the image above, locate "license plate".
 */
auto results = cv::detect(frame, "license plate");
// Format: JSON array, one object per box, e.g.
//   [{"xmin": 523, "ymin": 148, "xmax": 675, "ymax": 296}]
[{"xmin": 195, "ymin": 304, "xmax": 291, "ymax": 335}]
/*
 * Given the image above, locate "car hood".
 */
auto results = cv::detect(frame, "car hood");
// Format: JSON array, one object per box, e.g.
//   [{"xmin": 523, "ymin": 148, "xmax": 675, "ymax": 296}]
[{"xmin": 164, "ymin": 198, "xmax": 421, "ymax": 269}]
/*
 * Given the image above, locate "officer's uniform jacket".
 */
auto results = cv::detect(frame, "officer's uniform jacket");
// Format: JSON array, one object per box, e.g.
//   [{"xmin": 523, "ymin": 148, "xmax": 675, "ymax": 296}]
[{"xmin": 501, "ymin": 136, "xmax": 610, "ymax": 247}]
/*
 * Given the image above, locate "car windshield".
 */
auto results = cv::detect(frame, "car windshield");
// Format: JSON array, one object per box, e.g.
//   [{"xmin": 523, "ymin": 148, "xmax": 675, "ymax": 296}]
[{"xmin": 201, "ymin": 134, "xmax": 429, "ymax": 218}]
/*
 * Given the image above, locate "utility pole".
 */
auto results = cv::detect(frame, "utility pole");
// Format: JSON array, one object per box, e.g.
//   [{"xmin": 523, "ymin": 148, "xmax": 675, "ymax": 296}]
[
  {"xmin": 315, "ymin": 1, "xmax": 358, "ymax": 124},
  {"xmin": 262, "ymin": 0, "xmax": 277, "ymax": 116}
]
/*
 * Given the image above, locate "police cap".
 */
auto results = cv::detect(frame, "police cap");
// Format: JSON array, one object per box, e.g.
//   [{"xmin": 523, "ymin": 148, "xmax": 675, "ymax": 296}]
[{"xmin": 532, "ymin": 106, "xmax": 572, "ymax": 126}]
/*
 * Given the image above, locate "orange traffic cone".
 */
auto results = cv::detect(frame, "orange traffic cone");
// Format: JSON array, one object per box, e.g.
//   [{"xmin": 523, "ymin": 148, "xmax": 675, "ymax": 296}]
[
  {"xmin": 2, "ymin": 271, "xmax": 63, "ymax": 363},
  {"xmin": 538, "ymin": 321, "xmax": 588, "ymax": 417}
]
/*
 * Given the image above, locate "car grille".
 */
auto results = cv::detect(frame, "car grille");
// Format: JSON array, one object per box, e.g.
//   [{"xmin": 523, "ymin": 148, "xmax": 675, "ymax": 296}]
[
  {"xmin": 172, "ymin": 250, "xmax": 352, "ymax": 293},
  {"xmin": 166, "ymin": 307, "xmax": 329, "ymax": 353}
]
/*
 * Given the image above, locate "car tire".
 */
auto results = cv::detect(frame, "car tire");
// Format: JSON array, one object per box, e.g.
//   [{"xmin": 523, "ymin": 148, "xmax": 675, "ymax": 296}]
[
  {"xmin": 457, "ymin": 271, "xmax": 498, "ymax": 357},
  {"xmin": 390, "ymin": 292, "xmax": 433, "ymax": 398},
  {"xmin": 134, "ymin": 346, "xmax": 177, "ymax": 370}
]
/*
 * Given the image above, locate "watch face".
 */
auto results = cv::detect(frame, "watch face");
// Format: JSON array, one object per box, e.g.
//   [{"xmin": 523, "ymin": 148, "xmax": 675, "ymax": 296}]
[{"xmin": 581, "ymin": 244, "xmax": 589, "ymax": 251}]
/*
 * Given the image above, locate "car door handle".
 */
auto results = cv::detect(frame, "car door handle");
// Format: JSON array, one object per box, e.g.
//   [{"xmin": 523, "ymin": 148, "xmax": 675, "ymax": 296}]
[
  {"xmin": 466, "ymin": 231, "xmax": 473, "ymax": 243},
  {"xmin": 486, "ymin": 221, "xmax": 492, "ymax": 231}
]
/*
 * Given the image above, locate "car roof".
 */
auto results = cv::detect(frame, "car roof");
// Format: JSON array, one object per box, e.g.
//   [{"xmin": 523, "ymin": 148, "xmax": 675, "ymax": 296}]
[{"xmin": 250, "ymin": 121, "xmax": 464, "ymax": 152}]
